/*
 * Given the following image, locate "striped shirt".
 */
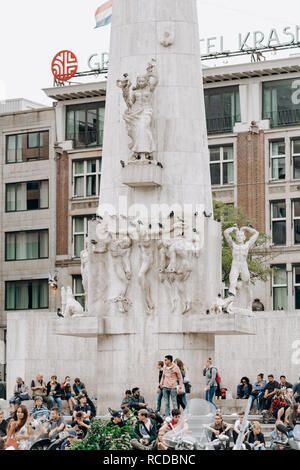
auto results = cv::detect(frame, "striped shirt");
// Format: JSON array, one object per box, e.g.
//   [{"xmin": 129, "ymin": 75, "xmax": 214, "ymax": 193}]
[{"xmin": 30, "ymin": 405, "xmax": 49, "ymax": 420}]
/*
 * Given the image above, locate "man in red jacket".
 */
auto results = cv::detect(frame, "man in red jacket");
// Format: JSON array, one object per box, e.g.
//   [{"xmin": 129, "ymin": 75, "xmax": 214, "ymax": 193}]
[{"xmin": 160, "ymin": 355, "xmax": 183, "ymax": 417}]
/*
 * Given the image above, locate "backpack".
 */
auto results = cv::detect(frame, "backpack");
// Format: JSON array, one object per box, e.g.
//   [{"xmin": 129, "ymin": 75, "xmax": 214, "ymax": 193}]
[{"xmin": 216, "ymin": 369, "xmax": 221, "ymax": 385}]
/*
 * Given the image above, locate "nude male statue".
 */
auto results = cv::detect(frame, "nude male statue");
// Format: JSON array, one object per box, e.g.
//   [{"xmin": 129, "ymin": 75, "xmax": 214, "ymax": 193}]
[{"xmin": 224, "ymin": 225, "xmax": 259, "ymax": 297}]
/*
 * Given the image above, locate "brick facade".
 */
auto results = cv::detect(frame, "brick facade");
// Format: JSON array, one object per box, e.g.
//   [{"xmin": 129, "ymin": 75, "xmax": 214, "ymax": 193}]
[
  {"xmin": 237, "ymin": 130, "xmax": 266, "ymax": 233},
  {"xmin": 56, "ymin": 151, "xmax": 69, "ymax": 256}
]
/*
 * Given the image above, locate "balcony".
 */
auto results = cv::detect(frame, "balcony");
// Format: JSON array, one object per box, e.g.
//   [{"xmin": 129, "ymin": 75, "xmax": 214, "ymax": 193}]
[
  {"xmin": 206, "ymin": 115, "xmax": 241, "ymax": 135},
  {"xmin": 67, "ymin": 130, "xmax": 103, "ymax": 149},
  {"xmin": 266, "ymin": 109, "xmax": 300, "ymax": 129}
]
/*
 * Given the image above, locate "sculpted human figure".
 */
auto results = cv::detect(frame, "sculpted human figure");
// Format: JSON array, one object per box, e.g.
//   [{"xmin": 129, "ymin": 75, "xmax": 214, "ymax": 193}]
[
  {"xmin": 80, "ymin": 249, "xmax": 89, "ymax": 311},
  {"xmin": 117, "ymin": 59, "xmax": 159, "ymax": 161},
  {"xmin": 158, "ymin": 234, "xmax": 198, "ymax": 315},
  {"xmin": 61, "ymin": 287, "xmax": 67, "ymax": 316},
  {"xmin": 109, "ymin": 236, "xmax": 132, "ymax": 313},
  {"xmin": 136, "ymin": 226, "xmax": 155, "ymax": 314},
  {"xmin": 224, "ymin": 225, "xmax": 259, "ymax": 298}
]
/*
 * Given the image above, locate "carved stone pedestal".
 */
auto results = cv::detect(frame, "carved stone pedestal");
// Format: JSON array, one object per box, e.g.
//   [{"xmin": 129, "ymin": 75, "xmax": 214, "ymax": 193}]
[{"xmin": 121, "ymin": 163, "xmax": 163, "ymax": 188}]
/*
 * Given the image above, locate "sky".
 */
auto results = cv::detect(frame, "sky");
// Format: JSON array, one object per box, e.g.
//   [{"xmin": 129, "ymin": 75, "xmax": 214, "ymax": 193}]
[{"xmin": 0, "ymin": 0, "xmax": 299, "ymax": 106}]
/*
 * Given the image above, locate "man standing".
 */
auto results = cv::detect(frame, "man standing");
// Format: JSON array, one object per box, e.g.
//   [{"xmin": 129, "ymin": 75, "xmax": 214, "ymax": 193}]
[{"xmin": 160, "ymin": 355, "xmax": 183, "ymax": 417}]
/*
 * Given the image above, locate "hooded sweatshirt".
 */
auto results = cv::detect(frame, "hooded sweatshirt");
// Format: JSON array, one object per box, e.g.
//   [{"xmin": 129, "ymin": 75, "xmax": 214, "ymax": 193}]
[
  {"xmin": 203, "ymin": 366, "xmax": 217, "ymax": 388},
  {"xmin": 160, "ymin": 363, "xmax": 183, "ymax": 389}
]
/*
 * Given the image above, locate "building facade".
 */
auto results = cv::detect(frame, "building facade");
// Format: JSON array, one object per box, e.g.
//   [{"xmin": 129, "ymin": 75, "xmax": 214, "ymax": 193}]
[
  {"xmin": 0, "ymin": 103, "xmax": 56, "ymax": 380},
  {"xmin": 204, "ymin": 56, "xmax": 300, "ymax": 312}
]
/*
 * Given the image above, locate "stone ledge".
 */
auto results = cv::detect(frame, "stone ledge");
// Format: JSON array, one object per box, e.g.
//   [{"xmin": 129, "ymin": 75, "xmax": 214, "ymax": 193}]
[
  {"xmin": 55, "ymin": 317, "xmax": 99, "ymax": 338},
  {"xmin": 159, "ymin": 313, "xmax": 256, "ymax": 336},
  {"xmin": 54, "ymin": 313, "xmax": 256, "ymax": 338}
]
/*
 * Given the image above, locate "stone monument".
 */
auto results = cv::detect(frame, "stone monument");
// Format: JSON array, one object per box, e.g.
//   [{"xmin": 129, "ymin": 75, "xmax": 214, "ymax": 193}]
[{"xmin": 57, "ymin": 0, "xmax": 256, "ymax": 413}]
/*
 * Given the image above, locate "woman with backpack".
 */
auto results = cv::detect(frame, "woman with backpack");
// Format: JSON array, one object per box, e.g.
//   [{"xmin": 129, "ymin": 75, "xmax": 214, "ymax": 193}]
[{"xmin": 203, "ymin": 358, "xmax": 220, "ymax": 410}]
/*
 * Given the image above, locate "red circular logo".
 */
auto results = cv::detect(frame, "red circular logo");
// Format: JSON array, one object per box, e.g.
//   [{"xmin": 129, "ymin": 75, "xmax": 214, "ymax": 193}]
[{"xmin": 51, "ymin": 50, "xmax": 78, "ymax": 82}]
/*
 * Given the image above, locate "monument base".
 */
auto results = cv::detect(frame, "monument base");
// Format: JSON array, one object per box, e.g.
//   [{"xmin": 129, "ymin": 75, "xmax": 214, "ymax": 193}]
[{"xmin": 55, "ymin": 312, "xmax": 256, "ymax": 414}]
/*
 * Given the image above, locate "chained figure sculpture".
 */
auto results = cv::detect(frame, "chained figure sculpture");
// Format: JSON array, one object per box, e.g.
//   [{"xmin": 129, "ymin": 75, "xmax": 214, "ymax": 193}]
[{"xmin": 224, "ymin": 225, "xmax": 259, "ymax": 298}]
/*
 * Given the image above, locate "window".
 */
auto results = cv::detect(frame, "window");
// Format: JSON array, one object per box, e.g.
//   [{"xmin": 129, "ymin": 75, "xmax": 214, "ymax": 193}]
[
  {"xmin": 72, "ymin": 275, "xmax": 85, "ymax": 309},
  {"xmin": 6, "ymin": 180, "xmax": 49, "ymax": 212},
  {"xmin": 72, "ymin": 215, "xmax": 95, "ymax": 258},
  {"xmin": 27, "ymin": 132, "xmax": 44, "ymax": 149},
  {"xmin": 294, "ymin": 265, "xmax": 300, "ymax": 309},
  {"xmin": 205, "ymin": 86, "xmax": 241, "ymax": 135},
  {"xmin": 6, "ymin": 131, "xmax": 49, "ymax": 163},
  {"xmin": 293, "ymin": 200, "xmax": 300, "ymax": 245},
  {"xmin": 270, "ymin": 140, "xmax": 285, "ymax": 180},
  {"xmin": 272, "ymin": 265, "xmax": 288, "ymax": 311},
  {"xmin": 292, "ymin": 139, "xmax": 300, "ymax": 179},
  {"xmin": 66, "ymin": 102, "xmax": 105, "ymax": 148},
  {"xmin": 5, "ymin": 230, "xmax": 48, "ymax": 261},
  {"xmin": 263, "ymin": 79, "xmax": 300, "ymax": 128},
  {"xmin": 209, "ymin": 145, "xmax": 234, "ymax": 185},
  {"xmin": 5, "ymin": 280, "xmax": 49, "ymax": 310},
  {"xmin": 271, "ymin": 201, "xmax": 286, "ymax": 245},
  {"xmin": 73, "ymin": 159, "xmax": 102, "ymax": 198}
]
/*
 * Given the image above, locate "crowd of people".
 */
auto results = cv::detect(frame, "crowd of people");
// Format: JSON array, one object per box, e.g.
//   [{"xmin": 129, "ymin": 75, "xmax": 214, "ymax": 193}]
[
  {"xmin": 1, "ymin": 358, "xmax": 300, "ymax": 451},
  {"xmin": 0, "ymin": 374, "xmax": 95, "ymax": 450}
]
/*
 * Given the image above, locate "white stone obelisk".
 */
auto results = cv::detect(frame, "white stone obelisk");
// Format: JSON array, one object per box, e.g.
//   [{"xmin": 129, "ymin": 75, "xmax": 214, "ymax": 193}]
[
  {"xmin": 81, "ymin": 0, "xmax": 223, "ymax": 412},
  {"xmin": 100, "ymin": 0, "xmax": 213, "ymax": 213}
]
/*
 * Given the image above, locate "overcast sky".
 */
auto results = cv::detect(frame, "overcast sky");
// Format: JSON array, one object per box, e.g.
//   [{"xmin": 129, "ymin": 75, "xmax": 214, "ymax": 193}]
[{"xmin": 0, "ymin": 0, "xmax": 299, "ymax": 105}]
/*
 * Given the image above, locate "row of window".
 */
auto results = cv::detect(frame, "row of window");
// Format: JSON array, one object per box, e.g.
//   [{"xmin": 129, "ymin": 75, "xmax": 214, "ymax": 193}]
[
  {"xmin": 209, "ymin": 139, "xmax": 300, "ymax": 187},
  {"xmin": 5, "ymin": 103, "xmax": 105, "ymax": 163},
  {"xmin": 270, "ymin": 139, "xmax": 300, "ymax": 181},
  {"xmin": 3, "ymin": 216, "xmax": 94, "ymax": 261},
  {"xmin": 6, "ymin": 158, "xmax": 102, "ymax": 213},
  {"xmin": 205, "ymin": 78, "xmax": 300, "ymax": 134},
  {"xmin": 271, "ymin": 200, "xmax": 300, "ymax": 246},
  {"xmin": 7, "ymin": 131, "xmax": 49, "ymax": 163},
  {"xmin": 4, "ymin": 276, "xmax": 85, "ymax": 311},
  {"xmin": 272, "ymin": 264, "xmax": 300, "ymax": 311}
]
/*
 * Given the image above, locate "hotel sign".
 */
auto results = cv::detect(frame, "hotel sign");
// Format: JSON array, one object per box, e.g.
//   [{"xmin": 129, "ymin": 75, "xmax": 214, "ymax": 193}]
[
  {"xmin": 88, "ymin": 52, "xmax": 109, "ymax": 71},
  {"xmin": 200, "ymin": 25, "xmax": 300, "ymax": 55}
]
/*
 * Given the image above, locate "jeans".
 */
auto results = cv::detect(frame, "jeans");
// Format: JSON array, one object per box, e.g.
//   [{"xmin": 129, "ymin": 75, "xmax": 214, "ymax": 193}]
[
  {"xmin": 237, "ymin": 384, "xmax": 251, "ymax": 399},
  {"xmin": 177, "ymin": 393, "xmax": 187, "ymax": 410},
  {"xmin": 49, "ymin": 394, "xmax": 63, "ymax": 412},
  {"xmin": 162, "ymin": 388, "xmax": 177, "ymax": 417},
  {"xmin": 250, "ymin": 391, "xmax": 264, "ymax": 410},
  {"xmin": 262, "ymin": 396, "xmax": 273, "ymax": 411},
  {"xmin": 9, "ymin": 393, "xmax": 30, "ymax": 405},
  {"xmin": 254, "ymin": 445, "xmax": 266, "ymax": 450},
  {"xmin": 156, "ymin": 389, "xmax": 163, "ymax": 414},
  {"xmin": 205, "ymin": 386, "xmax": 218, "ymax": 410}
]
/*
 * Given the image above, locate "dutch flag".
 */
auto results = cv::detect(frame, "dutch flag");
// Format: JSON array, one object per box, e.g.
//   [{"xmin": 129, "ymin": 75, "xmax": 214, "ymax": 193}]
[{"xmin": 95, "ymin": 0, "xmax": 112, "ymax": 28}]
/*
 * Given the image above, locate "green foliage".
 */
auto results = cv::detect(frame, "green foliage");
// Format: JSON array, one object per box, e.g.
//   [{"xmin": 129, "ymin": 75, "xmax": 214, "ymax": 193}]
[
  {"xmin": 70, "ymin": 418, "xmax": 136, "ymax": 451},
  {"xmin": 213, "ymin": 200, "xmax": 274, "ymax": 284}
]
